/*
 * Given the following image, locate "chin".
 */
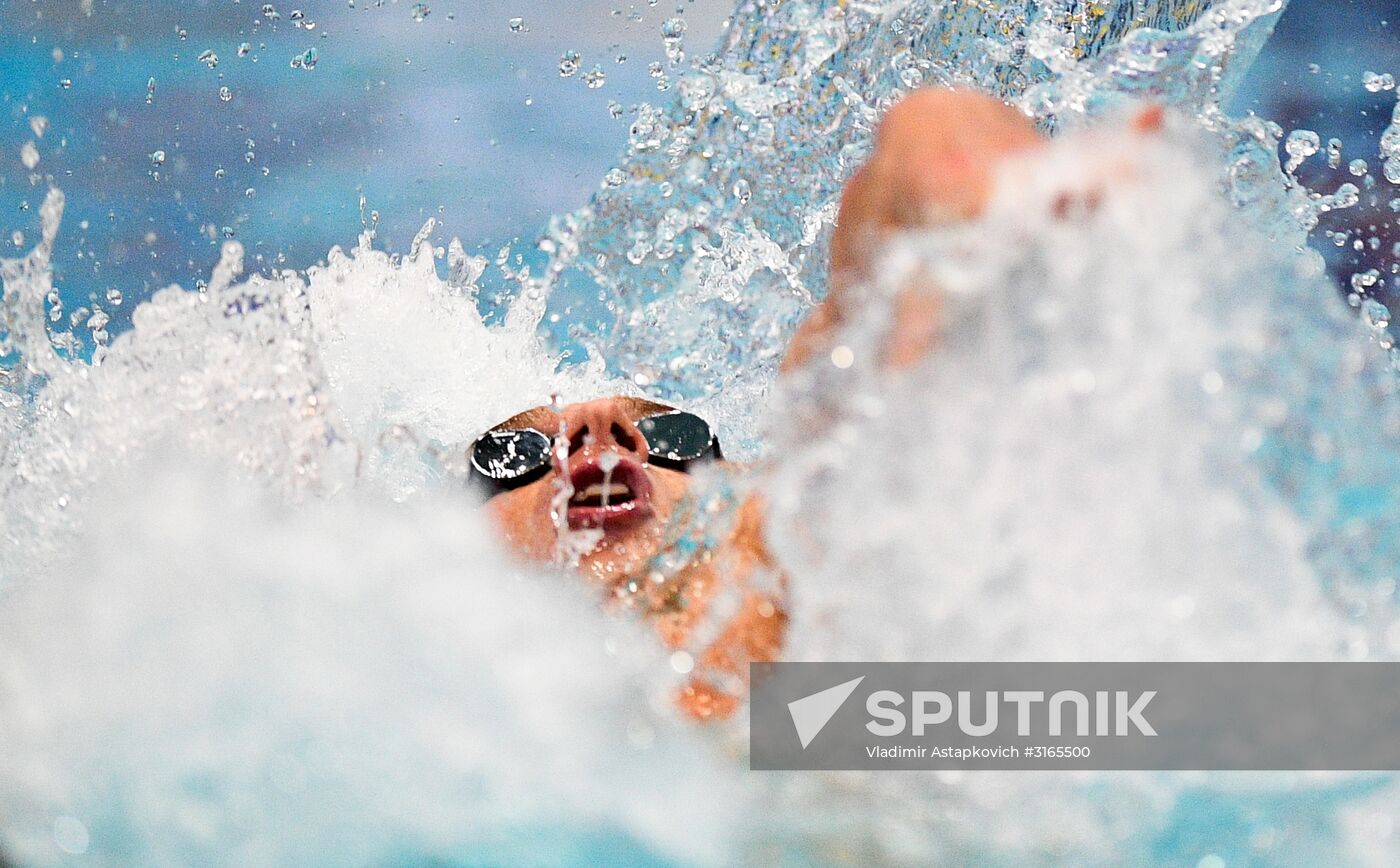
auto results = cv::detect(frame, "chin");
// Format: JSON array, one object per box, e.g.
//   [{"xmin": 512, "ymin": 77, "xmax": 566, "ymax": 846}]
[{"xmin": 579, "ymin": 514, "xmax": 667, "ymax": 568}]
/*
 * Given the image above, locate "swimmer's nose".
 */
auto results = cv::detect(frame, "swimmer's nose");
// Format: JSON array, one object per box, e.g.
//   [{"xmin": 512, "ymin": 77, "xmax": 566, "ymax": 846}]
[{"xmin": 558, "ymin": 399, "xmax": 650, "ymax": 461}]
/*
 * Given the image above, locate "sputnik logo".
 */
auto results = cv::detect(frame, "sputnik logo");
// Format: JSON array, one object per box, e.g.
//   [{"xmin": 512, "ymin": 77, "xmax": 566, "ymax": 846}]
[{"xmin": 787, "ymin": 676, "xmax": 865, "ymax": 749}]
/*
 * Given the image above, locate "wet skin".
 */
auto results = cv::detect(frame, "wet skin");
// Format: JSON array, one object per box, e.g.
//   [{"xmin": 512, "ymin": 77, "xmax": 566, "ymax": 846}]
[
  {"xmin": 483, "ymin": 89, "xmax": 1158, "ymax": 719},
  {"xmin": 485, "ymin": 397, "xmax": 786, "ymax": 720}
]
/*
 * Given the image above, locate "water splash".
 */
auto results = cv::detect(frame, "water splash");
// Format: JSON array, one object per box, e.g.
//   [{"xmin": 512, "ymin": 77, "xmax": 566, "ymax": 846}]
[
  {"xmin": 4, "ymin": 0, "xmax": 1400, "ymax": 864},
  {"xmin": 0, "ymin": 197, "xmax": 629, "ymax": 577},
  {"xmin": 536, "ymin": 0, "xmax": 1282, "ymax": 402},
  {"xmin": 752, "ymin": 110, "xmax": 1399, "ymax": 868},
  {"xmin": 0, "ymin": 462, "xmax": 745, "ymax": 867}
]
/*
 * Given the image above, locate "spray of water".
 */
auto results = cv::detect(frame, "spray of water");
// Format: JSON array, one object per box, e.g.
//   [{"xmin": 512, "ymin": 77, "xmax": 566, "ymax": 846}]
[
  {"xmin": 750, "ymin": 119, "xmax": 1397, "ymax": 865},
  {"xmin": 4, "ymin": 0, "xmax": 1400, "ymax": 864}
]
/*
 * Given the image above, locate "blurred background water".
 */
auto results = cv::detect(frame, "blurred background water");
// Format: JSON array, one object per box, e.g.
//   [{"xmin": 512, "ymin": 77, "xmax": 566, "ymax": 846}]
[
  {"xmin": 1234, "ymin": 0, "xmax": 1400, "ymax": 304},
  {"xmin": 2, "ymin": 0, "xmax": 1397, "ymax": 350},
  {"xmin": 0, "ymin": 0, "xmax": 733, "ymax": 342}
]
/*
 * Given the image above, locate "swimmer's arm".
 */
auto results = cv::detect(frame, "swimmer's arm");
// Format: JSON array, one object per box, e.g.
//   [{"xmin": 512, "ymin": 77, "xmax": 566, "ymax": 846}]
[
  {"xmin": 679, "ymin": 93, "xmax": 1038, "ymax": 716},
  {"xmin": 783, "ymin": 88, "xmax": 1047, "ymax": 371},
  {"xmin": 714, "ymin": 91, "xmax": 1162, "ymax": 706},
  {"xmin": 782, "ymin": 88, "xmax": 1164, "ymax": 371}
]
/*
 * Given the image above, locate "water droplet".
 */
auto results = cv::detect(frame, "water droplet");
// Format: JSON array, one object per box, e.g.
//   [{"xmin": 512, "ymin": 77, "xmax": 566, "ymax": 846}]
[
  {"xmin": 290, "ymin": 46, "xmax": 318, "ymax": 69},
  {"xmin": 1364, "ymin": 298, "xmax": 1391, "ymax": 330},
  {"xmin": 603, "ymin": 168, "xmax": 625, "ymax": 188},
  {"xmin": 1326, "ymin": 137, "xmax": 1343, "ymax": 169},
  {"xmin": 1363, "ymin": 71, "xmax": 1396, "ymax": 92},
  {"xmin": 581, "ymin": 65, "xmax": 607, "ymax": 89},
  {"xmin": 145, "ymin": 76, "xmax": 156, "ymax": 104},
  {"xmin": 149, "ymin": 149, "xmax": 166, "ymax": 166},
  {"xmin": 661, "ymin": 17, "xmax": 686, "ymax": 39},
  {"xmin": 20, "ymin": 142, "xmax": 40, "ymax": 170},
  {"xmin": 59, "ymin": 78, "xmax": 73, "ymax": 89},
  {"xmin": 1284, "ymin": 129, "xmax": 1320, "ymax": 158},
  {"xmin": 1349, "ymin": 158, "xmax": 1369, "ymax": 177},
  {"xmin": 245, "ymin": 187, "xmax": 256, "ymax": 198},
  {"xmin": 29, "ymin": 116, "xmax": 48, "ymax": 138},
  {"xmin": 1351, "ymin": 269, "xmax": 1380, "ymax": 293},
  {"xmin": 607, "ymin": 100, "xmax": 623, "ymax": 119},
  {"xmin": 669, "ymin": 650, "xmax": 694, "ymax": 674},
  {"xmin": 1331, "ymin": 182, "xmax": 1361, "ymax": 210},
  {"xmin": 732, "ymin": 178, "xmax": 751, "ymax": 204},
  {"xmin": 105, "ymin": 288, "xmax": 123, "ymax": 305},
  {"xmin": 11, "ymin": 230, "xmax": 24, "ymax": 247},
  {"xmin": 508, "ymin": 16, "xmax": 527, "ymax": 32},
  {"xmin": 52, "ymin": 816, "xmax": 89, "ymax": 856},
  {"xmin": 237, "ymin": 42, "xmax": 252, "ymax": 57},
  {"xmin": 1283, "ymin": 129, "xmax": 1320, "ymax": 172},
  {"xmin": 262, "ymin": 3, "xmax": 279, "ymax": 18},
  {"xmin": 219, "ymin": 86, "xmax": 232, "ymax": 102},
  {"xmin": 410, "ymin": 3, "xmax": 429, "ymax": 22},
  {"xmin": 892, "ymin": 51, "xmax": 923, "ymax": 88},
  {"xmin": 661, "ymin": 16, "xmax": 686, "ymax": 65},
  {"xmin": 198, "ymin": 49, "xmax": 219, "ymax": 68},
  {"xmin": 559, "ymin": 50, "xmax": 580, "ymax": 77}
]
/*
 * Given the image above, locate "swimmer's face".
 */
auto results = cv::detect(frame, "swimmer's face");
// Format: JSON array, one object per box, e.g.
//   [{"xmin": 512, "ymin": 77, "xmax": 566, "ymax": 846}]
[{"xmin": 480, "ymin": 397, "xmax": 699, "ymax": 584}]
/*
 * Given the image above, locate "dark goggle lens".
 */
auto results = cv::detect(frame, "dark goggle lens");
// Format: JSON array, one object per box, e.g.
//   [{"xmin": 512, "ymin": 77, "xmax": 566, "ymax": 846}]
[
  {"xmin": 470, "ymin": 428, "xmax": 552, "ymax": 483},
  {"xmin": 639, "ymin": 411, "xmax": 720, "ymax": 466},
  {"xmin": 468, "ymin": 409, "xmax": 721, "ymax": 496}
]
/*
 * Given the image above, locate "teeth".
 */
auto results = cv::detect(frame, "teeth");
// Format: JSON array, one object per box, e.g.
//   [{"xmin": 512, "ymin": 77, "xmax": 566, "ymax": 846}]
[{"xmin": 572, "ymin": 482, "xmax": 632, "ymax": 503}]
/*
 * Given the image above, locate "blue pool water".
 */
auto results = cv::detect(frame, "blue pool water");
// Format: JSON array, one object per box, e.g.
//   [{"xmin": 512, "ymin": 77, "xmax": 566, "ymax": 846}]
[
  {"xmin": 3, "ymin": 1, "xmax": 1397, "ymax": 350},
  {"xmin": 0, "ymin": 0, "xmax": 728, "ymax": 342}
]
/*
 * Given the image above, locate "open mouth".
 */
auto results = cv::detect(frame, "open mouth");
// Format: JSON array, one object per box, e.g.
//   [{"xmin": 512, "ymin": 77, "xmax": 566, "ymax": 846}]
[{"xmin": 565, "ymin": 455, "xmax": 654, "ymax": 530}]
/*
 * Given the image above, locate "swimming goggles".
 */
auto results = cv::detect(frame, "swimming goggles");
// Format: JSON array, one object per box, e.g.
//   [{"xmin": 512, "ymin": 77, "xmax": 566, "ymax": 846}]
[{"xmin": 468, "ymin": 407, "xmax": 723, "ymax": 496}]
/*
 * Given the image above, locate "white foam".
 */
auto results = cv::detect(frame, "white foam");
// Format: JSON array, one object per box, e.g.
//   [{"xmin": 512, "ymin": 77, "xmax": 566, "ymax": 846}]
[
  {"xmin": 0, "ymin": 457, "xmax": 745, "ymax": 867},
  {"xmin": 751, "ymin": 119, "xmax": 1395, "ymax": 864}
]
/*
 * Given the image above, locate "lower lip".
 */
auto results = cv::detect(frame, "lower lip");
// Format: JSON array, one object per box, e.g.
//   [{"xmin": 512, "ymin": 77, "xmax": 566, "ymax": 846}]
[
  {"xmin": 566, "ymin": 497, "xmax": 653, "ymax": 530},
  {"xmin": 566, "ymin": 490, "xmax": 653, "ymax": 530}
]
